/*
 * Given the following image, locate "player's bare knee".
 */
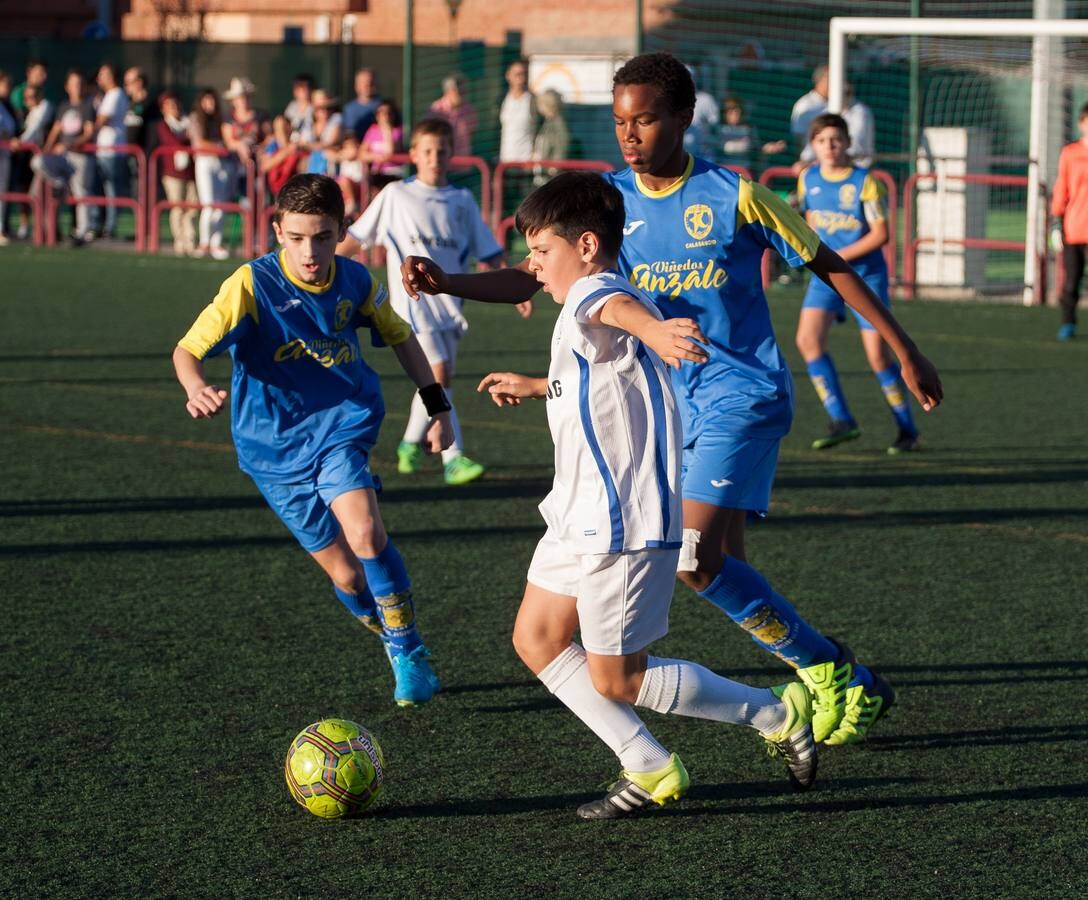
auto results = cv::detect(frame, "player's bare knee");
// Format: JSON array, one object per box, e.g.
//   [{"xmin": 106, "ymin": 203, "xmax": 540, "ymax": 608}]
[
  {"xmin": 588, "ymin": 669, "xmax": 639, "ymax": 703},
  {"xmin": 342, "ymin": 517, "xmax": 386, "ymax": 558}
]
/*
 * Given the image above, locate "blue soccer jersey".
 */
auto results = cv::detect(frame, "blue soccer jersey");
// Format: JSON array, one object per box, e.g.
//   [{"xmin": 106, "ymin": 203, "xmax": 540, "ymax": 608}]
[
  {"xmin": 604, "ymin": 157, "xmax": 821, "ymax": 441},
  {"xmin": 178, "ymin": 251, "xmax": 412, "ymax": 481},
  {"xmin": 797, "ymin": 165, "xmax": 887, "ymax": 281}
]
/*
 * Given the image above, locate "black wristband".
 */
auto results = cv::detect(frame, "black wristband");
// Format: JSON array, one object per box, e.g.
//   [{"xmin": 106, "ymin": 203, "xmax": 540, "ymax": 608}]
[{"xmin": 419, "ymin": 382, "xmax": 452, "ymax": 416}]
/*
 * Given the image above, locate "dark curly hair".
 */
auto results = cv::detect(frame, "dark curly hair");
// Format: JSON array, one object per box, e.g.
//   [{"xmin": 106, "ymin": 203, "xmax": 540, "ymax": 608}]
[{"xmin": 613, "ymin": 52, "xmax": 695, "ymax": 114}]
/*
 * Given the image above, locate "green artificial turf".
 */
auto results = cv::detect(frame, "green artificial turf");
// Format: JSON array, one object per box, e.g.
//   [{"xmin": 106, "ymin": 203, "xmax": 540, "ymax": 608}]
[{"xmin": 2, "ymin": 247, "xmax": 1086, "ymax": 898}]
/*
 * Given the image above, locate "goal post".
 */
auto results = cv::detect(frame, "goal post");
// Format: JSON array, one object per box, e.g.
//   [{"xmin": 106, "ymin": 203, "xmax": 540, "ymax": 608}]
[{"xmin": 828, "ymin": 14, "xmax": 1088, "ymax": 305}]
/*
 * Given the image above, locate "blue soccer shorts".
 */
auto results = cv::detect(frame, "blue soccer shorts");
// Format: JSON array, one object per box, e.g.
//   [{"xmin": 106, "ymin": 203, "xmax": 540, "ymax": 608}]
[
  {"xmin": 250, "ymin": 443, "xmax": 380, "ymax": 554},
  {"xmin": 681, "ymin": 431, "xmax": 780, "ymax": 514},
  {"xmin": 802, "ymin": 267, "xmax": 889, "ymax": 332}
]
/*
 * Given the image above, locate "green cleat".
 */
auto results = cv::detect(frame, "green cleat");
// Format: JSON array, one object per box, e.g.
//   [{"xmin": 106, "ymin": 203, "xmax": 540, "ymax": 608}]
[
  {"xmin": 443, "ymin": 455, "xmax": 485, "ymax": 486},
  {"xmin": 812, "ymin": 419, "xmax": 861, "ymax": 450},
  {"xmin": 396, "ymin": 440, "xmax": 423, "ymax": 474},
  {"xmin": 824, "ymin": 670, "xmax": 896, "ymax": 746},
  {"xmin": 763, "ymin": 682, "xmax": 818, "ymax": 791},
  {"xmin": 887, "ymin": 429, "xmax": 921, "ymax": 455},
  {"xmin": 576, "ymin": 753, "xmax": 689, "ymax": 820},
  {"xmin": 797, "ymin": 642, "xmax": 854, "ymax": 743}
]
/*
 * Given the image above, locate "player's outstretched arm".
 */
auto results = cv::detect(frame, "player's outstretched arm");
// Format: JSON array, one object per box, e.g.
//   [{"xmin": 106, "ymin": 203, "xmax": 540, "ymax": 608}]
[
  {"xmin": 807, "ymin": 243, "xmax": 943, "ymax": 411},
  {"xmin": 401, "ymin": 255, "xmax": 538, "ymax": 304},
  {"xmin": 391, "ymin": 335, "xmax": 454, "ymax": 453},
  {"xmin": 477, "ymin": 372, "xmax": 548, "ymax": 407},
  {"xmin": 596, "ymin": 294, "xmax": 709, "ymax": 370},
  {"xmin": 172, "ymin": 346, "xmax": 228, "ymax": 419}
]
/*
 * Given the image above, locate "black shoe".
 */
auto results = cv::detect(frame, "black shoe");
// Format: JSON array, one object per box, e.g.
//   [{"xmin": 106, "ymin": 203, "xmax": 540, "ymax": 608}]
[
  {"xmin": 811, "ymin": 420, "xmax": 860, "ymax": 450},
  {"xmin": 887, "ymin": 429, "xmax": 920, "ymax": 455}
]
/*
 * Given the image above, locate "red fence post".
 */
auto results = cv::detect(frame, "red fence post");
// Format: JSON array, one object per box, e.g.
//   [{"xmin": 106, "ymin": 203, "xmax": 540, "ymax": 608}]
[{"xmin": 491, "ymin": 159, "xmax": 614, "ymax": 234}]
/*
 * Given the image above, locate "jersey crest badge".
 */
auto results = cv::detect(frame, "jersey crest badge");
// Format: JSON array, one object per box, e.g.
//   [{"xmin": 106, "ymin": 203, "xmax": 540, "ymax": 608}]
[
  {"xmin": 838, "ymin": 183, "xmax": 857, "ymax": 211},
  {"xmin": 684, "ymin": 204, "xmax": 713, "ymax": 241},
  {"xmin": 334, "ymin": 299, "xmax": 354, "ymax": 331}
]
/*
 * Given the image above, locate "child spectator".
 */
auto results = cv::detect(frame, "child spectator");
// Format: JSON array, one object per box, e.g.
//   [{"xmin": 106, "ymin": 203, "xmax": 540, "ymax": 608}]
[
  {"xmin": 172, "ymin": 172, "xmax": 449, "ymax": 706},
  {"xmin": 260, "ymin": 114, "xmax": 304, "ymax": 199},
  {"xmin": 794, "ymin": 113, "xmax": 919, "ymax": 454},
  {"xmin": 473, "ymin": 172, "xmax": 817, "ymax": 818},
  {"xmin": 283, "ymin": 73, "xmax": 315, "ymax": 143},
  {"xmin": 718, "ymin": 95, "xmax": 785, "ymax": 171},
  {"xmin": 338, "ymin": 117, "xmax": 520, "ymax": 486},
  {"xmin": 155, "ymin": 91, "xmax": 198, "ymax": 256},
  {"xmin": 1051, "ymin": 101, "xmax": 1088, "ymax": 341},
  {"xmin": 189, "ymin": 87, "xmax": 229, "ymax": 260}
]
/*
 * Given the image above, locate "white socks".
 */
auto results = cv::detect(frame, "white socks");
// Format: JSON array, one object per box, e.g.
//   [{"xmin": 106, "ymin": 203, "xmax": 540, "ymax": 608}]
[
  {"xmin": 403, "ymin": 388, "xmax": 465, "ymax": 463},
  {"xmin": 538, "ymin": 644, "xmax": 672, "ymax": 773},
  {"xmin": 635, "ymin": 656, "xmax": 787, "ymax": 735}
]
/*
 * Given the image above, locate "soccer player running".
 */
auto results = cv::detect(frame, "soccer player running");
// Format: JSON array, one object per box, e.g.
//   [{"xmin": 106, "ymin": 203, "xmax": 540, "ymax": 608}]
[
  {"xmin": 479, "ymin": 171, "xmax": 817, "ymax": 819},
  {"xmin": 403, "ymin": 52, "xmax": 944, "ymax": 746},
  {"xmin": 337, "ymin": 117, "xmax": 529, "ymax": 486},
  {"xmin": 795, "ymin": 113, "xmax": 920, "ymax": 454},
  {"xmin": 173, "ymin": 173, "xmax": 449, "ymax": 707}
]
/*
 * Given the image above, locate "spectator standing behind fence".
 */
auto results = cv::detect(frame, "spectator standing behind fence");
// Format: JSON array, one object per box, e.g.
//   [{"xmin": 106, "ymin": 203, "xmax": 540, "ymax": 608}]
[
  {"xmin": 283, "ymin": 74, "xmax": 315, "ymax": 143},
  {"xmin": 260, "ymin": 114, "xmax": 304, "ymax": 200},
  {"xmin": 302, "ymin": 90, "xmax": 342, "ymax": 176},
  {"xmin": 1051, "ymin": 102, "xmax": 1088, "ymax": 342},
  {"xmin": 717, "ymin": 96, "xmax": 786, "ymax": 171},
  {"xmin": 429, "ymin": 73, "xmax": 477, "ymax": 158},
  {"xmin": 342, "ymin": 68, "xmax": 382, "ymax": 141},
  {"xmin": 33, "ymin": 69, "xmax": 95, "ymax": 246},
  {"xmin": 683, "ymin": 65, "xmax": 720, "ymax": 160},
  {"xmin": 790, "ymin": 65, "xmax": 829, "ymax": 158},
  {"xmin": 358, "ymin": 99, "xmax": 404, "ymax": 188},
  {"xmin": 499, "ymin": 58, "xmax": 537, "ymax": 162},
  {"xmin": 792, "ymin": 71, "xmax": 874, "ymax": 170},
  {"xmin": 222, "ymin": 77, "xmax": 269, "ymax": 201},
  {"xmin": 190, "ymin": 88, "xmax": 230, "ymax": 260},
  {"xmin": 155, "ymin": 91, "xmax": 198, "ymax": 257},
  {"xmin": 0, "ymin": 71, "xmax": 15, "ymax": 246},
  {"xmin": 12, "ymin": 61, "xmax": 48, "ymax": 116},
  {"xmin": 531, "ymin": 89, "xmax": 569, "ymax": 186},
  {"xmin": 90, "ymin": 64, "xmax": 129, "ymax": 240},
  {"xmin": 9, "ymin": 83, "xmax": 54, "ymax": 242},
  {"xmin": 123, "ymin": 68, "xmax": 157, "ymax": 153}
]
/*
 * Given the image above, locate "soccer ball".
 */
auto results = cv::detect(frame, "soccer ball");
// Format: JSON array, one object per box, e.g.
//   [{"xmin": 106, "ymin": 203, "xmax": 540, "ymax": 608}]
[{"xmin": 284, "ymin": 718, "xmax": 386, "ymax": 818}]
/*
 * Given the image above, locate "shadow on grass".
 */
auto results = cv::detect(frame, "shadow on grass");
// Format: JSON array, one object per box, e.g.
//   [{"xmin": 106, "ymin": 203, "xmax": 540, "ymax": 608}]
[
  {"xmin": 863, "ymin": 723, "xmax": 1088, "ymax": 751},
  {"xmin": 774, "ymin": 468, "xmax": 1088, "ymax": 491},
  {"xmin": 369, "ymin": 778, "xmax": 1087, "ymax": 820},
  {"xmin": 763, "ymin": 506, "xmax": 1088, "ymax": 529}
]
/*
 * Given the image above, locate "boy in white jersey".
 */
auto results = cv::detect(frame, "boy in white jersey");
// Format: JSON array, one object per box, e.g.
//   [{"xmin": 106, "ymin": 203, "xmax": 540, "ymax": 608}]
[
  {"xmin": 338, "ymin": 117, "xmax": 529, "ymax": 486},
  {"xmin": 476, "ymin": 171, "xmax": 817, "ymax": 819}
]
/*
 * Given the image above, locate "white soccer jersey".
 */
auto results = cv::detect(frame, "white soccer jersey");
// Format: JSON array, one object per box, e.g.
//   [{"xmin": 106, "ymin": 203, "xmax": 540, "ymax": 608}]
[
  {"xmin": 539, "ymin": 272, "xmax": 683, "ymax": 555},
  {"xmin": 348, "ymin": 177, "xmax": 502, "ymax": 334}
]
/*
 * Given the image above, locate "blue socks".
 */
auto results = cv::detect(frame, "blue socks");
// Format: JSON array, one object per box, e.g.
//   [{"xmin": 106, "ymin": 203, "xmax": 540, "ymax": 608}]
[
  {"xmin": 359, "ymin": 541, "xmax": 422, "ymax": 655},
  {"xmin": 332, "ymin": 584, "xmax": 383, "ymax": 636},
  {"xmin": 697, "ymin": 557, "xmax": 837, "ymax": 668},
  {"xmin": 875, "ymin": 366, "xmax": 917, "ymax": 435},
  {"xmin": 806, "ymin": 354, "xmax": 854, "ymax": 424}
]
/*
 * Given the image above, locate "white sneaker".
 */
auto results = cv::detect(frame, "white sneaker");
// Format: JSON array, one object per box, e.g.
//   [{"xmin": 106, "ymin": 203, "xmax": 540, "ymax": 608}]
[{"xmin": 210, "ymin": 246, "xmax": 230, "ymax": 261}]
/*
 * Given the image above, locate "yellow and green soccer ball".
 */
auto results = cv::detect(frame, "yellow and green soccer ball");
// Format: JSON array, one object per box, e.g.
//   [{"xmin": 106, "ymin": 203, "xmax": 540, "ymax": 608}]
[{"xmin": 284, "ymin": 718, "xmax": 385, "ymax": 818}]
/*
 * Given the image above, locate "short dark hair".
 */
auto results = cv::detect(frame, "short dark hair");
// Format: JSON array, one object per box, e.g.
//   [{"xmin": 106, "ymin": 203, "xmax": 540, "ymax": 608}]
[
  {"xmin": 515, "ymin": 171, "xmax": 625, "ymax": 259},
  {"xmin": 274, "ymin": 173, "xmax": 345, "ymax": 224},
  {"xmin": 809, "ymin": 112, "xmax": 849, "ymax": 142},
  {"xmin": 410, "ymin": 116, "xmax": 453, "ymax": 149},
  {"xmin": 293, "ymin": 73, "xmax": 315, "ymax": 88},
  {"xmin": 613, "ymin": 52, "xmax": 695, "ymax": 114}
]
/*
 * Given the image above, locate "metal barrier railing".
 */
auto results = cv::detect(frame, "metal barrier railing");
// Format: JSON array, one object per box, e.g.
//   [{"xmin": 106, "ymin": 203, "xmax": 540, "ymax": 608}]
[
  {"xmin": 758, "ymin": 165, "xmax": 898, "ymax": 291},
  {"xmin": 147, "ymin": 146, "xmax": 255, "ymax": 258},
  {"xmin": 491, "ymin": 159, "xmax": 614, "ymax": 233},
  {"xmin": 43, "ymin": 143, "xmax": 146, "ymax": 250},
  {"xmin": 903, "ymin": 172, "xmax": 1047, "ymax": 303},
  {"xmin": 0, "ymin": 140, "xmax": 44, "ymax": 246}
]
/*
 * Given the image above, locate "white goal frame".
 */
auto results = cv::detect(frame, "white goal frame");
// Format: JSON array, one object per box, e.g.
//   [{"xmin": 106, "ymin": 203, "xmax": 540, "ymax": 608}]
[{"xmin": 828, "ymin": 15, "xmax": 1088, "ymax": 305}]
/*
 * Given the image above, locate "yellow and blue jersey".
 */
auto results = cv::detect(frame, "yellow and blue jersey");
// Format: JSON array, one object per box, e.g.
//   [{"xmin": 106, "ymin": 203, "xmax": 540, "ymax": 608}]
[
  {"xmin": 604, "ymin": 157, "xmax": 820, "ymax": 440},
  {"xmin": 797, "ymin": 165, "xmax": 887, "ymax": 280},
  {"xmin": 178, "ymin": 251, "xmax": 412, "ymax": 481}
]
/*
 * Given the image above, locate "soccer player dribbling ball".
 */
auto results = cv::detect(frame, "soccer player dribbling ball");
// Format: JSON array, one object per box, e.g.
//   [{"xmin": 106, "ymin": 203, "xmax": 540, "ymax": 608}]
[
  {"xmin": 173, "ymin": 173, "xmax": 449, "ymax": 707},
  {"xmin": 403, "ymin": 52, "xmax": 944, "ymax": 747},
  {"xmin": 478, "ymin": 171, "xmax": 818, "ymax": 819},
  {"xmin": 795, "ymin": 112, "xmax": 920, "ymax": 454}
]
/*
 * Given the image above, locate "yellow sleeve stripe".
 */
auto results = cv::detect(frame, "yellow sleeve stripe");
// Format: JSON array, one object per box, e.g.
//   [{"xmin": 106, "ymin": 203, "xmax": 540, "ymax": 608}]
[
  {"xmin": 177, "ymin": 265, "xmax": 258, "ymax": 359},
  {"xmin": 737, "ymin": 179, "xmax": 820, "ymax": 263},
  {"xmin": 362, "ymin": 279, "xmax": 413, "ymax": 347},
  {"xmin": 861, "ymin": 174, "xmax": 888, "ymax": 224}
]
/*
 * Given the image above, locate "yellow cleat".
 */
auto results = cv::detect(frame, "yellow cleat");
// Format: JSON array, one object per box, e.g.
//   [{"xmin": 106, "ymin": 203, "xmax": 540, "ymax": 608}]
[{"xmin": 576, "ymin": 753, "xmax": 689, "ymax": 820}]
